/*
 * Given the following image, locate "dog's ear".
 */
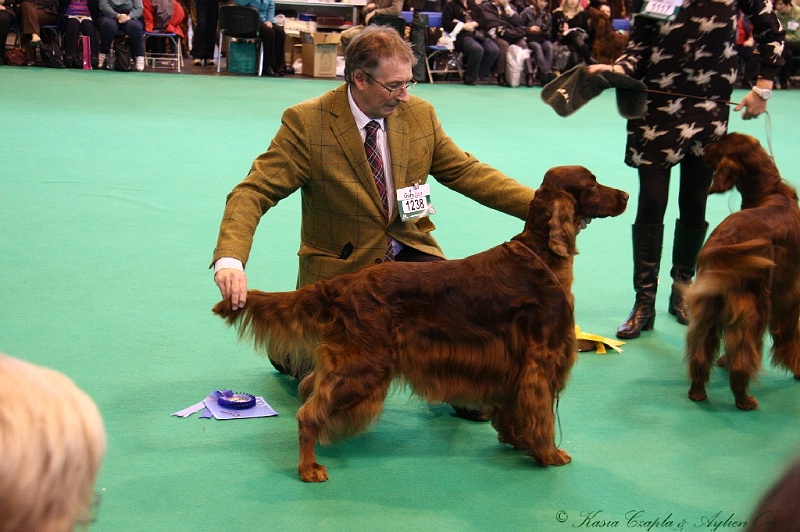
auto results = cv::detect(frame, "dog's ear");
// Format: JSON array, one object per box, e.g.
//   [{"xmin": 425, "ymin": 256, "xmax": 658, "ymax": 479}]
[
  {"xmin": 548, "ymin": 196, "xmax": 577, "ymax": 257},
  {"xmin": 708, "ymin": 154, "xmax": 739, "ymax": 194}
]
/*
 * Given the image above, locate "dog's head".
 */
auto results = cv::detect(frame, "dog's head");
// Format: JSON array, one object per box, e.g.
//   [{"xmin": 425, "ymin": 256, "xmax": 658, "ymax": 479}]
[
  {"xmin": 703, "ymin": 133, "xmax": 783, "ymax": 197},
  {"xmin": 527, "ymin": 165, "xmax": 628, "ymax": 257}
]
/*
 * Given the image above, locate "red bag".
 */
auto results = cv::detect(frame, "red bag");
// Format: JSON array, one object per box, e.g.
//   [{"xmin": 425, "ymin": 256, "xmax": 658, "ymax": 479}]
[
  {"xmin": 4, "ymin": 47, "xmax": 26, "ymax": 66},
  {"xmin": 81, "ymin": 34, "xmax": 92, "ymax": 69}
]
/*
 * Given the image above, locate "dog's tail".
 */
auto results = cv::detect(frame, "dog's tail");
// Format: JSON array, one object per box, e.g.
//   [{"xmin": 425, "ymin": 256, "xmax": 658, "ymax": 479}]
[
  {"xmin": 686, "ymin": 239, "xmax": 775, "ymax": 329},
  {"xmin": 212, "ymin": 289, "xmax": 326, "ymax": 375},
  {"xmin": 692, "ymin": 239, "xmax": 775, "ymax": 292}
]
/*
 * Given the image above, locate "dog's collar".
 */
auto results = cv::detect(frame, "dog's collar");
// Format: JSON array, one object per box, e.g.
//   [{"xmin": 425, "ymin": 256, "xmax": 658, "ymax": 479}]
[{"xmin": 511, "ymin": 239, "xmax": 569, "ymax": 299}]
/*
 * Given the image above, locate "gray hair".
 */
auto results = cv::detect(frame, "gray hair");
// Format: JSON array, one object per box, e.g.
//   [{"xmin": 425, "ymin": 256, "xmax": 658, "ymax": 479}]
[
  {"xmin": 344, "ymin": 25, "xmax": 416, "ymax": 83},
  {"xmin": 0, "ymin": 353, "xmax": 106, "ymax": 532}
]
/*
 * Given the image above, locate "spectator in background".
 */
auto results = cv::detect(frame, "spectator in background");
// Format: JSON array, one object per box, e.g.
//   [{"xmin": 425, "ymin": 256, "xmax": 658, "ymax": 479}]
[
  {"xmin": 442, "ymin": 0, "xmax": 500, "ymax": 84},
  {"xmin": 191, "ymin": 0, "xmax": 216, "ymax": 66},
  {"xmin": 97, "ymin": 0, "xmax": 146, "ymax": 71},
  {"xmin": 58, "ymin": 0, "xmax": 100, "ymax": 68},
  {"xmin": 176, "ymin": 0, "xmax": 193, "ymax": 57},
  {"xmin": 234, "ymin": 0, "xmax": 289, "ymax": 76},
  {"xmin": 777, "ymin": 0, "xmax": 800, "ymax": 89},
  {"xmin": 520, "ymin": 0, "xmax": 555, "ymax": 83},
  {"xmin": 735, "ymin": 11, "xmax": 759, "ymax": 89},
  {"xmin": 551, "ymin": 0, "xmax": 596, "ymax": 69},
  {"xmin": 0, "ymin": 352, "xmax": 106, "ymax": 531},
  {"xmin": 18, "ymin": 0, "xmax": 59, "ymax": 64},
  {"xmin": 340, "ymin": 0, "xmax": 404, "ymax": 53},
  {"xmin": 0, "ymin": 0, "xmax": 18, "ymax": 65},
  {"xmin": 142, "ymin": 0, "xmax": 184, "ymax": 63},
  {"xmin": 592, "ymin": 0, "xmax": 628, "ymax": 20},
  {"xmin": 478, "ymin": 0, "xmax": 528, "ymax": 85}
]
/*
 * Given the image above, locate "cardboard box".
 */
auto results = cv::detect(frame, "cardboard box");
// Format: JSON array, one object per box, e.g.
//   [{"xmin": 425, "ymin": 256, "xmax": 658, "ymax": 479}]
[
  {"xmin": 300, "ymin": 31, "xmax": 341, "ymax": 78},
  {"xmin": 284, "ymin": 18, "xmax": 317, "ymax": 36}
]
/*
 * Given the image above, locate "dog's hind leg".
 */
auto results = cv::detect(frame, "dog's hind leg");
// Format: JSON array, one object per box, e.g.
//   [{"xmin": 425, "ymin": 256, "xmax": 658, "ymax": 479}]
[
  {"xmin": 295, "ymin": 349, "xmax": 393, "ymax": 482},
  {"xmin": 769, "ymin": 289, "xmax": 800, "ymax": 379},
  {"xmin": 686, "ymin": 332, "xmax": 718, "ymax": 402},
  {"xmin": 296, "ymin": 384, "xmax": 331, "ymax": 482},
  {"xmin": 493, "ymin": 408, "xmax": 524, "ymax": 450},
  {"xmin": 685, "ymin": 296, "xmax": 722, "ymax": 402},
  {"xmin": 723, "ymin": 302, "xmax": 766, "ymax": 410}
]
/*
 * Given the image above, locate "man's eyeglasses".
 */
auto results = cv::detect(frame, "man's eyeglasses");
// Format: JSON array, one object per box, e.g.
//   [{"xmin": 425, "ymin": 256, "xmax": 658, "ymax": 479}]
[
  {"xmin": 75, "ymin": 489, "xmax": 104, "ymax": 529},
  {"xmin": 364, "ymin": 72, "xmax": 417, "ymax": 96}
]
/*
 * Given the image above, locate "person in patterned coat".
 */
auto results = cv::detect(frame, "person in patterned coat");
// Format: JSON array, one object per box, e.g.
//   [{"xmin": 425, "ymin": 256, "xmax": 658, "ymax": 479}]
[{"xmin": 588, "ymin": 0, "xmax": 784, "ymax": 340}]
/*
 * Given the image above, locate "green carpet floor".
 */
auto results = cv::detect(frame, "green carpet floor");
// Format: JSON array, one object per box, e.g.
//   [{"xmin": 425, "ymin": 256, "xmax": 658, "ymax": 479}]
[{"xmin": 2, "ymin": 67, "xmax": 799, "ymax": 531}]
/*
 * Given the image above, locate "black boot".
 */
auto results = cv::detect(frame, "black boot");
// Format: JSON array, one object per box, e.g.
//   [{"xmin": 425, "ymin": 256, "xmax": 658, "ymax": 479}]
[
  {"xmin": 617, "ymin": 224, "xmax": 664, "ymax": 339},
  {"xmin": 668, "ymin": 219, "xmax": 708, "ymax": 325}
]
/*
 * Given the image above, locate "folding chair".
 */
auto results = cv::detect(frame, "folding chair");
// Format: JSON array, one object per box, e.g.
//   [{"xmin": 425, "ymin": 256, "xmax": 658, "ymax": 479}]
[
  {"xmin": 369, "ymin": 15, "xmax": 407, "ymax": 38},
  {"xmin": 143, "ymin": 31, "xmax": 183, "ymax": 72},
  {"xmin": 40, "ymin": 24, "xmax": 61, "ymax": 46},
  {"xmin": 423, "ymin": 12, "xmax": 462, "ymax": 83},
  {"xmin": 611, "ymin": 18, "xmax": 631, "ymax": 32},
  {"xmin": 6, "ymin": 23, "xmax": 21, "ymax": 49},
  {"xmin": 216, "ymin": 4, "xmax": 263, "ymax": 75}
]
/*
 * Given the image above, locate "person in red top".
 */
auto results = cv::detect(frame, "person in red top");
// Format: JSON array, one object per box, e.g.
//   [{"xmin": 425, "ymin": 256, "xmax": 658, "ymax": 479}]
[{"xmin": 735, "ymin": 11, "xmax": 759, "ymax": 88}]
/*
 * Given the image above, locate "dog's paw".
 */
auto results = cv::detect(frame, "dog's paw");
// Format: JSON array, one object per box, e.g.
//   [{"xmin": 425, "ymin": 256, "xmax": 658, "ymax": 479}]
[
  {"xmin": 688, "ymin": 384, "xmax": 707, "ymax": 402},
  {"xmin": 531, "ymin": 448, "xmax": 572, "ymax": 466},
  {"xmin": 299, "ymin": 463, "xmax": 329, "ymax": 482},
  {"xmin": 497, "ymin": 433, "xmax": 524, "ymax": 450},
  {"xmin": 735, "ymin": 395, "xmax": 758, "ymax": 411}
]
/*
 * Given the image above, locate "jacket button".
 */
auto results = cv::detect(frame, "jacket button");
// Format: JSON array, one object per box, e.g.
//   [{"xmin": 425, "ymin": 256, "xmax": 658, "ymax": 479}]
[{"xmin": 374, "ymin": 258, "xmax": 382, "ymax": 264}]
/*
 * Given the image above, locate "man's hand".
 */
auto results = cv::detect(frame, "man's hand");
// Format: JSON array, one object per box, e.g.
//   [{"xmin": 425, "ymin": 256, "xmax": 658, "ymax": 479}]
[{"xmin": 215, "ymin": 268, "xmax": 248, "ymax": 310}]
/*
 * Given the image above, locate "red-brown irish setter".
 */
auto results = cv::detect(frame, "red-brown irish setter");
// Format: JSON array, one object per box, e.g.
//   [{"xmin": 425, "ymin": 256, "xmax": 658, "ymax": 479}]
[
  {"xmin": 686, "ymin": 133, "xmax": 800, "ymax": 410},
  {"xmin": 213, "ymin": 166, "xmax": 628, "ymax": 482}
]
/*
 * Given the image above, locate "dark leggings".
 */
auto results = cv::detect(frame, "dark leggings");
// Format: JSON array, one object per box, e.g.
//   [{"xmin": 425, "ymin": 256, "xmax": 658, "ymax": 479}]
[{"xmin": 633, "ymin": 153, "xmax": 713, "ymax": 229}]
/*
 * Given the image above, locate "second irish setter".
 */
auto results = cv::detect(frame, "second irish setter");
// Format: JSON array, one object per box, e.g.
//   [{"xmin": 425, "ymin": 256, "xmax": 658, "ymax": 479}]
[
  {"xmin": 686, "ymin": 133, "xmax": 800, "ymax": 410},
  {"xmin": 213, "ymin": 166, "xmax": 628, "ymax": 482}
]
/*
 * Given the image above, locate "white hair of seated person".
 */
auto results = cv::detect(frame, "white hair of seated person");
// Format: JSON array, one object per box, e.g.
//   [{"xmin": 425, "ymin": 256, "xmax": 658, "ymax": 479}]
[{"xmin": 0, "ymin": 353, "xmax": 106, "ymax": 532}]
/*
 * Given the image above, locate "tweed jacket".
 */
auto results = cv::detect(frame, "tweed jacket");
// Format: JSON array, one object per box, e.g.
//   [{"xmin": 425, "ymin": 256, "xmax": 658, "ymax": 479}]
[{"xmin": 213, "ymin": 85, "xmax": 535, "ymax": 287}]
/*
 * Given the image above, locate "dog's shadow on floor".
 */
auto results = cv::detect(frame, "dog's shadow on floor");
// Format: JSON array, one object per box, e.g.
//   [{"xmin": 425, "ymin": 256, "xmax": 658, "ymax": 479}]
[{"xmin": 271, "ymin": 371, "xmax": 301, "ymax": 401}]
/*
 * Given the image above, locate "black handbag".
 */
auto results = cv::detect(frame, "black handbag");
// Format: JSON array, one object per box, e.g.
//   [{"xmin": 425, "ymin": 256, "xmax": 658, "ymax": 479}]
[
  {"xmin": 41, "ymin": 39, "xmax": 65, "ymax": 68},
  {"xmin": 113, "ymin": 34, "xmax": 132, "ymax": 71}
]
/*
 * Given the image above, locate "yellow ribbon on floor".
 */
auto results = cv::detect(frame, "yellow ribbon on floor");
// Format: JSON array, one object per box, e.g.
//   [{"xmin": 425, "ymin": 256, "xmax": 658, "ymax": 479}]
[{"xmin": 575, "ymin": 325, "xmax": 625, "ymax": 354}]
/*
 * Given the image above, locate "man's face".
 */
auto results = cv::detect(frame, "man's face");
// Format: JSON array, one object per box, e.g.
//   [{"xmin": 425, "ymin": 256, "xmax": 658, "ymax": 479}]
[
  {"xmin": 779, "ymin": 0, "xmax": 792, "ymax": 14},
  {"xmin": 351, "ymin": 57, "xmax": 413, "ymax": 119}
]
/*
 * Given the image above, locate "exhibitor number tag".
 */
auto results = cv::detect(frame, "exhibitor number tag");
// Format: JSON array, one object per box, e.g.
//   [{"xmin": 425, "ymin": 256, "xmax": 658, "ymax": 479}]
[
  {"xmin": 638, "ymin": 0, "xmax": 682, "ymax": 21},
  {"xmin": 396, "ymin": 182, "xmax": 435, "ymax": 222}
]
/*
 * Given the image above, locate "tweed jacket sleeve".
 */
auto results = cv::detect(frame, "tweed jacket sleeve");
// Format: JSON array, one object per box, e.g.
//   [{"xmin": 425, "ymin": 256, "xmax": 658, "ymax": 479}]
[
  {"xmin": 212, "ymin": 85, "xmax": 534, "ymax": 286},
  {"xmin": 400, "ymin": 98, "xmax": 534, "ymax": 221}
]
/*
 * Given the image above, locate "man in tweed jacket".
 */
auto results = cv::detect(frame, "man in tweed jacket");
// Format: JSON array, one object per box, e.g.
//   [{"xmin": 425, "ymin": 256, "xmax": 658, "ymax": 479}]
[{"xmin": 213, "ymin": 25, "xmax": 535, "ymax": 309}]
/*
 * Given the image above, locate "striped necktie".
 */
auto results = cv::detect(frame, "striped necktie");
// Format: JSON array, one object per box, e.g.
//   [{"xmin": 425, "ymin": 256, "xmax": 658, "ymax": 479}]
[{"xmin": 364, "ymin": 120, "xmax": 395, "ymax": 261}]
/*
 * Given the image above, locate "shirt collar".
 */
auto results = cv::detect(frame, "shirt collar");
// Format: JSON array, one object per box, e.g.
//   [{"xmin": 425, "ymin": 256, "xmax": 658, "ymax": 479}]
[{"xmin": 347, "ymin": 85, "xmax": 386, "ymax": 133}]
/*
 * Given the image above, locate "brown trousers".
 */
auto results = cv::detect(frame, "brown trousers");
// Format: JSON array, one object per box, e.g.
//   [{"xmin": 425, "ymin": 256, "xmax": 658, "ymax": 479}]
[{"xmin": 20, "ymin": 2, "xmax": 57, "ymax": 37}]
